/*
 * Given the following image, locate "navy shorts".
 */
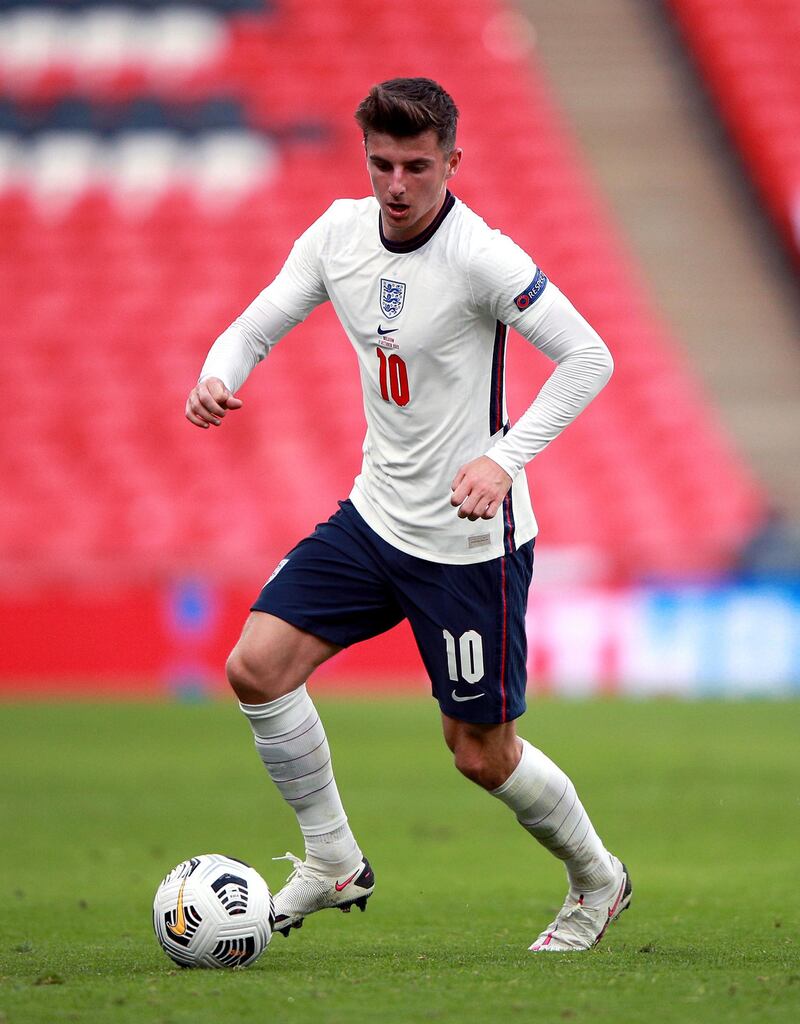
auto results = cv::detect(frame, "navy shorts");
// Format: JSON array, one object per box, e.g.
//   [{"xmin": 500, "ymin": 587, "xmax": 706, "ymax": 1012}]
[{"xmin": 251, "ymin": 500, "xmax": 534, "ymax": 724}]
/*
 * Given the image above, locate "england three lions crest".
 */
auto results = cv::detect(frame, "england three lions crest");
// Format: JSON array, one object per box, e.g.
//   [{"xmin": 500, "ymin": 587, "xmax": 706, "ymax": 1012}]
[{"xmin": 380, "ymin": 278, "xmax": 406, "ymax": 319}]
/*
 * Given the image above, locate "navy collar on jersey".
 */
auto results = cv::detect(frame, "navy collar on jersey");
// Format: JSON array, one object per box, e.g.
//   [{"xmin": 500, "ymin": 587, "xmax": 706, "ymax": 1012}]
[{"xmin": 378, "ymin": 190, "xmax": 456, "ymax": 253}]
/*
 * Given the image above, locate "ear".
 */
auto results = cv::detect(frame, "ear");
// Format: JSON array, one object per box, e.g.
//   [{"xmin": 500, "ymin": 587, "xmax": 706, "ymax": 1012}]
[{"xmin": 446, "ymin": 148, "xmax": 463, "ymax": 179}]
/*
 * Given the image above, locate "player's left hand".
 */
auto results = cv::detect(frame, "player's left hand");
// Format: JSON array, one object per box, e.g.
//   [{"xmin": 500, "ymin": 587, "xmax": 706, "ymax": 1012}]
[{"xmin": 450, "ymin": 457, "xmax": 513, "ymax": 521}]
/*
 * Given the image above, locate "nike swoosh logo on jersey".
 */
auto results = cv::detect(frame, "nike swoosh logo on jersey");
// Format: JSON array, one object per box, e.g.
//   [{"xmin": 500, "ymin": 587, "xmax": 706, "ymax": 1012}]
[
  {"xmin": 376, "ymin": 325, "xmax": 398, "ymax": 335},
  {"xmin": 335, "ymin": 870, "xmax": 359, "ymax": 892},
  {"xmin": 451, "ymin": 690, "xmax": 486, "ymax": 702}
]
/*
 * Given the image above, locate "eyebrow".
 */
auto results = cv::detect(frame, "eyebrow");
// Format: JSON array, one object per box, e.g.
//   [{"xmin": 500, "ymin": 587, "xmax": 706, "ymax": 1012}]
[{"xmin": 368, "ymin": 155, "xmax": 434, "ymax": 168}]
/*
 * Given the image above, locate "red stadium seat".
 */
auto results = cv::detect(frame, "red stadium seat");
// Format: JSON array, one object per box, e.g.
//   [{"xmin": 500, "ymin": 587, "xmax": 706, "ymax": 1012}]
[
  {"xmin": 0, "ymin": 0, "xmax": 763, "ymax": 586},
  {"xmin": 668, "ymin": 0, "xmax": 800, "ymax": 266}
]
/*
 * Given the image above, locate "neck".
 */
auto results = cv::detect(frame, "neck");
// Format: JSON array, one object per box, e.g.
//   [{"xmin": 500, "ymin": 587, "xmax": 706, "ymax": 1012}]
[{"xmin": 379, "ymin": 191, "xmax": 455, "ymax": 254}]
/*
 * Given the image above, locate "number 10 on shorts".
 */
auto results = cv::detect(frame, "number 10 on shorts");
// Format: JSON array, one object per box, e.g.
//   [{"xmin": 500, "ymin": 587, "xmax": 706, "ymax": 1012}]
[{"xmin": 443, "ymin": 629, "xmax": 485, "ymax": 684}]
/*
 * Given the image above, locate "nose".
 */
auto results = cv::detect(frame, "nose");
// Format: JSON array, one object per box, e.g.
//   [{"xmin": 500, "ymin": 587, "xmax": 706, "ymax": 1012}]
[{"xmin": 388, "ymin": 168, "xmax": 405, "ymax": 197}]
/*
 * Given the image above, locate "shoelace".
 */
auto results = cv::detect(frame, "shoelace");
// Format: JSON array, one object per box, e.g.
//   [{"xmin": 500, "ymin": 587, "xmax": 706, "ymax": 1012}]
[{"xmin": 273, "ymin": 851, "xmax": 304, "ymax": 882}]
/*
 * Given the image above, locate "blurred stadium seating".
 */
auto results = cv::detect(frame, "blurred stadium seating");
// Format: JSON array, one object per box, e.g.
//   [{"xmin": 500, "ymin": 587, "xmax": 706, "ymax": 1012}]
[
  {"xmin": 668, "ymin": 0, "xmax": 800, "ymax": 269},
  {"xmin": 0, "ymin": 0, "xmax": 776, "ymax": 687}
]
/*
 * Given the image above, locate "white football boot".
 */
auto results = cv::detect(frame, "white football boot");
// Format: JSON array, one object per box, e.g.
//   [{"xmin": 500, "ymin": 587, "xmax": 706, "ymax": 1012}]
[
  {"xmin": 529, "ymin": 856, "xmax": 632, "ymax": 952},
  {"xmin": 271, "ymin": 852, "xmax": 375, "ymax": 937}
]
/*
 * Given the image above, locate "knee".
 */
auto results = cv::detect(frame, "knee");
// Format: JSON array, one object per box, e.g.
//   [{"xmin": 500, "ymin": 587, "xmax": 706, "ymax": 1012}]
[
  {"xmin": 444, "ymin": 720, "xmax": 521, "ymax": 791},
  {"xmin": 225, "ymin": 647, "xmax": 258, "ymax": 702},
  {"xmin": 452, "ymin": 741, "xmax": 487, "ymax": 787},
  {"xmin": 226, "ymin": 645, "xmax": 282, "ymax": 704},
  {"xmin": 452, "ymin": 738, "xmax": 515, "ymax": 792}
]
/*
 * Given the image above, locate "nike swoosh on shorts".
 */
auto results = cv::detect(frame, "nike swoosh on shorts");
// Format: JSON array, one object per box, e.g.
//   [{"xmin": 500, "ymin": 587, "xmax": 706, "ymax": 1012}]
[{"xmin": 451, "ymin": 690, "xmax": 485, "ymax": 702}]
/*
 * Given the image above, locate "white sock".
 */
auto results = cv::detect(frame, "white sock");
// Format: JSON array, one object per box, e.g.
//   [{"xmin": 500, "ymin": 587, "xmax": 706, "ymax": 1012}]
[
  {"xmin": 240, "ymin": 685, "xmax": 362, "ymax": 875},
  {"xmin": 492, "ymin": 739, "xmax": 614, "ymax": 894}
]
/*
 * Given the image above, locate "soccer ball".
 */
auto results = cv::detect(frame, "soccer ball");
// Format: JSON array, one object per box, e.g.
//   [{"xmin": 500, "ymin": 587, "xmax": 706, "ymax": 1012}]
[{"xmin": 153, "ymin": 854, "xmax": 273, "ymax": 968}]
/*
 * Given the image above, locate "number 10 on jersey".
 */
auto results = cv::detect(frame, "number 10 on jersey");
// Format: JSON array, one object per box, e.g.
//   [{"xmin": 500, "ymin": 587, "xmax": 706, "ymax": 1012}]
[{"xmin": 376, "ymin": 347, "xmax": 410, "ymax": 407}]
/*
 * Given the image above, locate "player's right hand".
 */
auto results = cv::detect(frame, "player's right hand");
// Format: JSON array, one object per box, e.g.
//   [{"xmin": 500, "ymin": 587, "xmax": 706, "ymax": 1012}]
[{"xmin": 185, "ymin": 376, "xmax": 243, "ymax": 428}]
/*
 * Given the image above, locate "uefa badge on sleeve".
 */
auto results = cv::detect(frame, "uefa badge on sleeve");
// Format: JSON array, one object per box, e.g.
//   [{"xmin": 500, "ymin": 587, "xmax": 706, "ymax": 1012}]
[
  {"xmin": 380, "ymin": 279, "xmax": 406, "ymax": 319},
  {"xmin": 513, "ymin": 268, "xmax": 548, "ymax": 311}
]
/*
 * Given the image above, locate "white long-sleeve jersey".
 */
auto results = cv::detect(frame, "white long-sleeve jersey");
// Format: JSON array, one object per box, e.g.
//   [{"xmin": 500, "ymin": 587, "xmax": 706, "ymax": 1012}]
[{"xmin": 200, "ymin": 192, "xmax": 613, "ymax": 564}]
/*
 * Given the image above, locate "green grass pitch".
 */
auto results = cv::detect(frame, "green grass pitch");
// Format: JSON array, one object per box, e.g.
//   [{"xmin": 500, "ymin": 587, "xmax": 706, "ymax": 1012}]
[{"xmin": 1, "ymin": 696, "xmax": 799, "ymax": 1024}]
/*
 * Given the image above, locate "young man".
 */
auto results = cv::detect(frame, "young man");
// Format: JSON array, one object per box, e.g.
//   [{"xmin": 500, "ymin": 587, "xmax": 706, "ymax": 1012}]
[{"xmin": 185, "ymin": 78, "xmax": 631, "ymax": 952}]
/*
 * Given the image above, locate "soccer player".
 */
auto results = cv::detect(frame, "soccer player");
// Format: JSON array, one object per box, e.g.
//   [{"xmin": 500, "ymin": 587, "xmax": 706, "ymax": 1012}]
[{"xmin": 185, "ymin": 78, "xmax": 631, "ymax": 952}]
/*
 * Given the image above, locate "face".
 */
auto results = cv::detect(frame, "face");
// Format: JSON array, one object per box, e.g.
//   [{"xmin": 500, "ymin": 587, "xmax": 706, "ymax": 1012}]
[{"xmin": 365, "ymin": 130, "xmax": 462, "ymax": 242}]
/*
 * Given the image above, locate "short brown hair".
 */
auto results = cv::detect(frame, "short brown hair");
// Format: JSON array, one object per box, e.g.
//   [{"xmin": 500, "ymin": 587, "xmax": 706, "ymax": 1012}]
[{"xmin": 355, "ymin": 78, "xmax": 459, "ymax": 152}]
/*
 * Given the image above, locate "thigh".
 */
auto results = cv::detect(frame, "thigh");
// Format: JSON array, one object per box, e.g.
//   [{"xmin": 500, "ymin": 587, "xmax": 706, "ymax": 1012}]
[
  {"xmin": 397, "ymin": 541, "xmax": 534, "ymax": 725},
  {"xmin": 251, "ymin": 501, "xmax": 405, "ymax": 648},
  {"xmin": 230, "ymin": 611, "xmax": 341, "ymax": 701}
]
